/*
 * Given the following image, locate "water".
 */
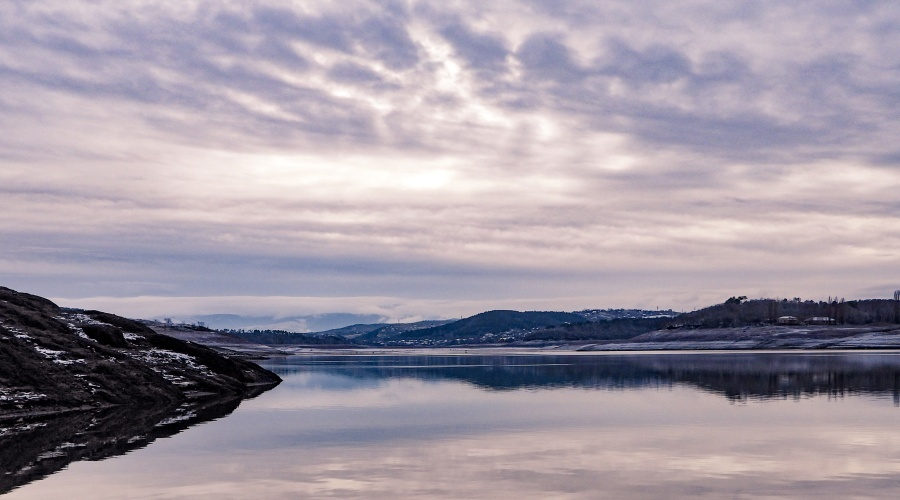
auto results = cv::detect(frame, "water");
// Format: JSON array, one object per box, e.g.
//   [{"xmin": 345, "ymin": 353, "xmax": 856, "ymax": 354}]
[{"xmin": 5, "ymin": 350, "xmax": 900, "ymax": 498}]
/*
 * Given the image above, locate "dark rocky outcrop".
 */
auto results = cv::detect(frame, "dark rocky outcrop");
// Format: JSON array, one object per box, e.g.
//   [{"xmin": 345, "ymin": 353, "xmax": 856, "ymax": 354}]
[{"xmin": 0, "ymin": 286, "xmax": 280, "ymax": 417}]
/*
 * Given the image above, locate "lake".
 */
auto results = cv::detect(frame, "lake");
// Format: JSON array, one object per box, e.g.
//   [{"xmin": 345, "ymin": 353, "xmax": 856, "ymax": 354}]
[{"xmin": 5, "ymin": 350, "xmax": 900, "ymax": 498}]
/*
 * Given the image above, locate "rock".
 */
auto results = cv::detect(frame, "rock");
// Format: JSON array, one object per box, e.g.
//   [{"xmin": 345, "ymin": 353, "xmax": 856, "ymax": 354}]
[{"xmin": 0, "ymin": 286, "xmax": 280, "ymax": 416}]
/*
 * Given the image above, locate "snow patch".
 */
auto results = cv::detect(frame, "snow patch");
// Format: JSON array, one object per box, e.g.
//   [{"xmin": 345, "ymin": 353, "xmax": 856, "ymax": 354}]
[
  {"xmin": 36, "ymin": 450, "xmax": 67, "ymax": 461},
  {"xmin": 33, "ymin": 346, "xmax": 86, "ymax": 365},
  {"xmin": 0, "ymin": 422, "xmax": 47, "ymax": 437},
  {"xmin": 57, "ymin": 441, "xmax": 85, "ymax": 449},
  {"xmin": 121, "ymin": 347, "xmax": 215, "ymax": 379},
  {"xmin": 67, "ymin": 313, "xmax": 109, "ymax": 326},
  {"xmin": 62, "ymin": 320, "xmax": 92, "ymax": 340},
  {"xmin": 0, "ymin": 388, "xmax": 47, "ymax": 402},
  {"xmin": 2, "ymin": 326, "xmax": 41, "ymax": 345},
  {"xmin": 15, "ymin": 465, "xmax": 34, "ymax": 476},
  {"xmin": 155, "ymin": 411, "xmax": 197, "ymax": 427}
]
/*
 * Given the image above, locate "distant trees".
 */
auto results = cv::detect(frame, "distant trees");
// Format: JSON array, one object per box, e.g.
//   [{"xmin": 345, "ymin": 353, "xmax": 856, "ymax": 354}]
[
  {"xmin": 671, "ymin": 297, "xmax": 897, "ymax": 328},
  {"xmin": 894, "ymin": 290, "xmax": 900, "ymax": 323},
  {"xmin": 523, "ymin": 317, "xmax": 669, "ymax": 342},
  {"xmin": 227, "ymin": 329, "xmax": 351, "ymax": 345}
]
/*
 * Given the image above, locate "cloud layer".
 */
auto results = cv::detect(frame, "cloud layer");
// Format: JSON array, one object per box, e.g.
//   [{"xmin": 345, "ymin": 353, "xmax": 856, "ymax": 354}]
[{"xmin": 1, "ymin": 0, "xmax": 898, "ymax": 318}]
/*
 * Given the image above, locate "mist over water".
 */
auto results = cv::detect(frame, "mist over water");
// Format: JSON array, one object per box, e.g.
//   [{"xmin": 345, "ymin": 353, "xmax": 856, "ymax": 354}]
[{"xmin": 6, "ymin": 351, "xmax": 900, "ymax": 498}]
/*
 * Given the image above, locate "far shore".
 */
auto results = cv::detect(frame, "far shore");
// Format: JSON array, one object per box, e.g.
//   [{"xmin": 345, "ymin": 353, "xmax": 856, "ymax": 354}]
[{"xmin": 163, "ymin": 323, "xmax": 900, "ymax": 357}]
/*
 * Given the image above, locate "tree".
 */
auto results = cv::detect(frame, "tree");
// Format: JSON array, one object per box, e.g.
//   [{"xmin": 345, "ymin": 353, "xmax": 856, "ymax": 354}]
[{"xmin": 894, "ymin": 290, "xmax": 900, "ymax": 323}]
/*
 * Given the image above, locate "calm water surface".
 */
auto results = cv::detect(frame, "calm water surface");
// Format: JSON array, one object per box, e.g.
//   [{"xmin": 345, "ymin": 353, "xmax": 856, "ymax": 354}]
[{"xmin": 6, "ymin": 350, "xmax": 900, "ymax": 498}]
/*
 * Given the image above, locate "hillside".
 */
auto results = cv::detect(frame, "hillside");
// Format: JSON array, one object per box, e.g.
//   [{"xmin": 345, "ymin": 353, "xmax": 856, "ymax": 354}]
[
  {"xmin": 670, "ymin": 297, "xmax": 900, "ymax": 328},
  {"xmin": 573, "ymin": 308, "xmax": 678, "ymax": 321},
  {"xmin": 194, "ymin": 309, "xmax": 678, "ymax": 348},
  {"xmin": 522, "ymin": 316, "xmax": 672, "ymax": 342},
  {"xmin": 141, "ymin": 321, "xmax": 291, "ymax": 358},
  {"xmin": 358, "ymin": 310, "xmax": 586, "ymax": 345},
  {"xmin": 312, "ymin": 319, "xmax": 455, "ymax": 339},
  {"xmin": 0, "ymin": 286, "xmax": 280, "ymax": 417},
  {"xmin": 224, "ymin": 329, "xmax": 355, "ymax": 346}
]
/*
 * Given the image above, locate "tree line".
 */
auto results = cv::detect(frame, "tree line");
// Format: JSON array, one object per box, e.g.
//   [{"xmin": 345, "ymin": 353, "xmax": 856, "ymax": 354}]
[{"xmin": 672, "ymin": 297, "xmax": 900, "ymax": 328}]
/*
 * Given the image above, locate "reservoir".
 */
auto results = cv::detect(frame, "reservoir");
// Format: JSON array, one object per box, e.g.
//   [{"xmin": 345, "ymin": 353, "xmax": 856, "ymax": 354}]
[{"xmin": 5, "ymin": 351, "xmax": 900, "ymax": 498}]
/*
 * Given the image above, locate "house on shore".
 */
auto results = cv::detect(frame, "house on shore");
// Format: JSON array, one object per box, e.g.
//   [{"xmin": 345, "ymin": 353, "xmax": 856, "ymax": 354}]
[
  {"xmin": 805, "ymin": 316, "xmax": 836, "ymax": 325},
  {"xmin": 777, "ymin": 316, "xmax": 801, "ymax": 325}
]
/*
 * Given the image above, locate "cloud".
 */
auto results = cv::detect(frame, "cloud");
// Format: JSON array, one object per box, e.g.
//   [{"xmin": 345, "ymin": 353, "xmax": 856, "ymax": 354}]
[
  {"xmin": 252, "ymin": 7, "xmax": 354, "ymax": 53},
  {"xmin": 600, "ymin": 39, "xmax": 693, "ymax": 85},
  {"xmin": 437, "ymin": 20, "xmax": 509, "ymax": 73},
  {"xmin": 1, "ymin": 0, "xmax": 899, "ymax": 318},
  {"xmin": 327, "ymin": 61, "xmax": 385, "ymax": 84},
  {"xmin": 357, "ymin": 15, "xmax": 421, "ymax": 70},
  {"xmin": 516, "ymin": 33, "xmax": 588, "ymax": 83}
]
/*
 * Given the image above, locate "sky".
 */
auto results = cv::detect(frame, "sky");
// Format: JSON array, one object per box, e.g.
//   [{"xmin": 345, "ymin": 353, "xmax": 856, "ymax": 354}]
[{"xmin": 1, "ymin": 0, "xmax": 899, "ymax": 326}]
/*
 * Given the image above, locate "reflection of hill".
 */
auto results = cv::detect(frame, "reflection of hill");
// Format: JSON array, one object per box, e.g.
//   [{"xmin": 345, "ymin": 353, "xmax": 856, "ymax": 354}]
[
  {"xmin": 266, "ymin": 354, "xmax": 900, "ymax": 403},
  {"xmin": 0, "ymin": 392, "xmax": 264, "ymax": 495}
]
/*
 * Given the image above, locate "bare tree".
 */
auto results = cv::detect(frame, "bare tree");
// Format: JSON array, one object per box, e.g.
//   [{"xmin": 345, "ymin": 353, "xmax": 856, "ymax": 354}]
[{"xmin": 894, "ymin": 290, "xmax": 900, "ymax": 323}]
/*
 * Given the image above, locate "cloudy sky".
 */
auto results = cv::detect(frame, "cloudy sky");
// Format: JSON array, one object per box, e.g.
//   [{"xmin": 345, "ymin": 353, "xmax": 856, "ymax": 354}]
[{"xmin": 2, "ymin": 0, "xmax": 898, "ymax": 324}]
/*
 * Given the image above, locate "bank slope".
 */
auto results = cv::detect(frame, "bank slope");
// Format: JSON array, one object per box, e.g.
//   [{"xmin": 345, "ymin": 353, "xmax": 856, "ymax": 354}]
[{"xmin": 0, "ymin": 286, "xmax": 280, "ymax": 417}]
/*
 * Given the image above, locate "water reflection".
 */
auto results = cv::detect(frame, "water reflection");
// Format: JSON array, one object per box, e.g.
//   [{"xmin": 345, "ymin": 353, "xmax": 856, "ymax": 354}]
[
  {"xmin": 0, "ymin": 393, "xmax": 258, "ymax": 495},
  {"xmin": 6, "ymin": 351, "xmax": 900, "ymax": 499},
  {"xmin": 265, "ymin": 351, "xmax": 900, "ymax": 403}
]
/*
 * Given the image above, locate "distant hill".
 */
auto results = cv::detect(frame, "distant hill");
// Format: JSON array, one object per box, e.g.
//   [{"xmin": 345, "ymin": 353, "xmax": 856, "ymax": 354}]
[
  {"xmin": 358, "ymin": 310, "xmax": 586, "ymax": 345},
  {"xmin": 309, "ymin": 323, "xmax": 384, "ymax": 338},
  {"xmin": 132, "ymin": 298, "xmax": 900, "ymax": 349},
  {"xmin": 188, "ymin": 308, "xmax": 679, "ymax": 346},
  {"xmin": 180, "ymin": 313, "xmax": 385, "ymax": 333},
  {"xmin": 224, "ymin": 329, "xmax": 354, "ymax": 346},
  {"xmin": 671, "ymin": 297, "xmax": 900, "ymax": 328},
  {"xmin": 312, "ymin": 319, "xmax": 455, "ymax": 339},
  {"xmin": 523, "ymin": 316, "xmax": 672, "ymax": 342},
  {"xmin": 573, "ymin": 308, "xmax": 678, "ymax": 321}
]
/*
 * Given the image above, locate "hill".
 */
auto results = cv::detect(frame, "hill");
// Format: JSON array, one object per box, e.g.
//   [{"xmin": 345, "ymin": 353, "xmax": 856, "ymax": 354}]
[
  {"xmin": 522, "ymin": 316, "xmax": 673, "ymax": 342},
  {"xmin": 185, "ymin": 312, "xmax": 385, "ymax": 332},
  {"xmin": 358, "ymin": 310, "xmax": 586, "ymax": 345},
  {"xmin": 223, "ymin": 328, "xmax": 355, "ymax": 346},
  {"xmin": 0, "ymin": 286, "xmax": 280, "ymax": 418},
  {"xmin": 670, "ymin": 297, "xmax": 900, "ymax": 328},
  {"xmin": 312, "ymin": 319, "xmax": 455, "ymax": 339},
  {"xmin": 139, "ymin": 320, "xmax": 290, "ymax": 358},
  {"xmin": 573, "ymin": 308, "xmax": 678, "ymax": 321}
]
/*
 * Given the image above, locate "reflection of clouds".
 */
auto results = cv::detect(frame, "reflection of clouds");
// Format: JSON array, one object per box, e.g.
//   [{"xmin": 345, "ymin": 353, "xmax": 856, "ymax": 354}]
[
  {"xmin": 241, "ymin": 374, "xmax": 467, "ymax": 410},
  {"xmin": 9, "ymin": 387, "xmax": 900, "ymax": 499}
]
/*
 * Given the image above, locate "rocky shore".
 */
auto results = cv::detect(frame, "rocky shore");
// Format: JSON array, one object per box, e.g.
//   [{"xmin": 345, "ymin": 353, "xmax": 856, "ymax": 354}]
[{"xmin": 0, "ymin": 286, "xmax": 280, "ymax": 418}]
